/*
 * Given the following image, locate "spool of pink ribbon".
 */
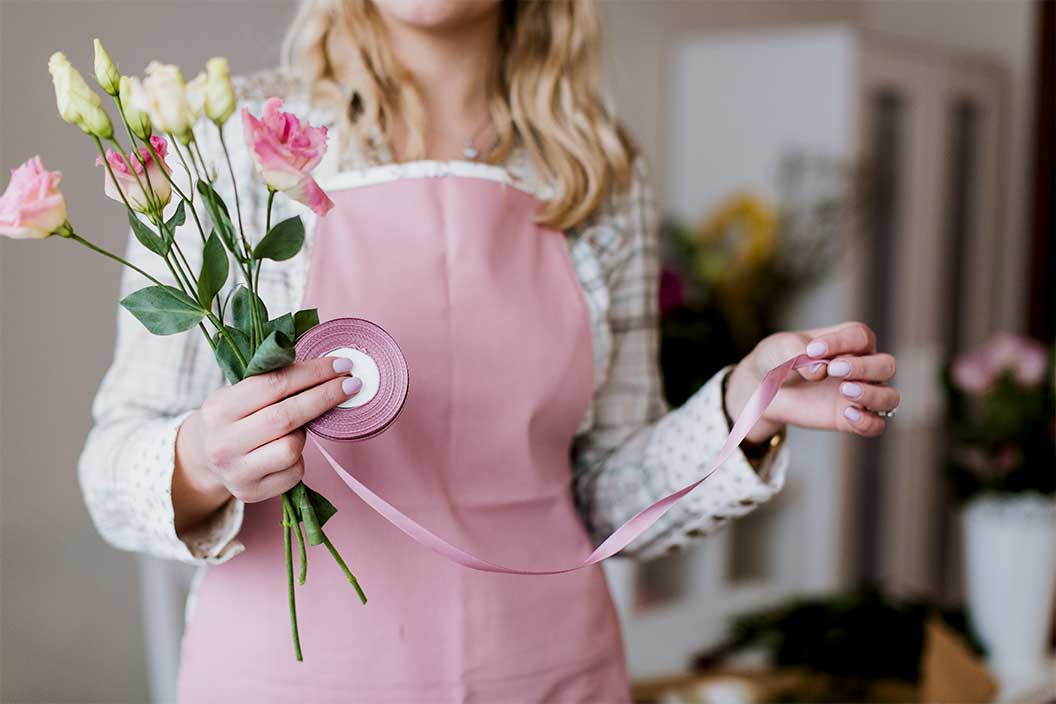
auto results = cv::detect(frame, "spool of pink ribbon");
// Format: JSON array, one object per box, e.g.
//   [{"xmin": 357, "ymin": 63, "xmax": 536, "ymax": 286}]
[
  {"xmin": 299, "ymin": 318, "xmax": 817, "ymax": 575},
  {"xmin": 294, "ymin": 318, "xmax": 409, "ymax": 442}
]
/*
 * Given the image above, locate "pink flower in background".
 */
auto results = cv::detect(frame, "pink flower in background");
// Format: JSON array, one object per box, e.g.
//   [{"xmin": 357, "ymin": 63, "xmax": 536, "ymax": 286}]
[
  {"xmin": 983, "ymin": 332, "xmax": 1048, "ymax": 386},
  {"xmin": 0, "ymin": 157, "xmax": 68, "ymax": 239},
  {"xmin": 951, "ymin": 355, "xmax": 997, "ymax": 393},
  {"xmin": 242, "ymin": 97, "xmax": 334, "ymax": 217},
  {"xmin": 659, "ymin": 267, "xmax": 685, "ymax": 316},
  {"xmin": 951, "ymin": 332, "xmax": 1050, "ymax": 393},
  {"xmin": 95, "ymin": 135, "xmax": 172, "ymax": 214}
]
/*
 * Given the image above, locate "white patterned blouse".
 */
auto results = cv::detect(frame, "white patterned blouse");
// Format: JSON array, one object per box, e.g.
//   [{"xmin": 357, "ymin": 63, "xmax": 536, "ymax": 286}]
[{"xmin": 78, "ymin": 69, "xmax": 787, "ymax": 569}]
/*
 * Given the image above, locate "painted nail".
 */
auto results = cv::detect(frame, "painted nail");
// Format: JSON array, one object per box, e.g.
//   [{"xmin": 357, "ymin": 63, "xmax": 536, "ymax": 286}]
[
  {"xmin": 806, "ymin": 341, "xmax": 828, "ymax": 357},
  {"xmin": 333, "ymin": 358, "xmax": 354, "ymax": 374},
  {"xmin": 810, "ymin": 362, "xmax": 825, "ymax": 374},
  {"xmin": 342, "ymin": 377, "xmax": 363, "ymax": 396},
  {"xmin": 841, "ymin": 382, "xmax": 863, "ymax": 398},
  {"xmin": 844, "ymin": 406, "xmax": 862, "ymax": 423},
  {"xmin": 829, "ymin": 360, "xmax": 851, "ymax": 377}
]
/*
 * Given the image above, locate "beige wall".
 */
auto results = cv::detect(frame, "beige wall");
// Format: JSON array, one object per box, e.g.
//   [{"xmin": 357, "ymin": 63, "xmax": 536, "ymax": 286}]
[{"xmin": 0, "ymin": 1, "xmax": 1039, "ymax": 701}]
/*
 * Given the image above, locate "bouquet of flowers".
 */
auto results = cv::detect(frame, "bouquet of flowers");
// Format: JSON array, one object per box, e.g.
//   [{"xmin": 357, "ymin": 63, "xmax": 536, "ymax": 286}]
[
  {"xmin": 944, "ymin": 333, "xmax": 1056, "ymax": 503},
  {"xmin": 0, "ymin": 41, "xmax": 360, "ymax": 660}
]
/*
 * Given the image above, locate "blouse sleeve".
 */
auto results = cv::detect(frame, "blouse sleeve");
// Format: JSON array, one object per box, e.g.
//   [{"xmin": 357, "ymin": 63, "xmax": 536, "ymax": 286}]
[
  {"xmin": 77, "ymin": 119, "xmax": 254, "ymax": 566},
  {"xmin": 571, "ymin": 160, "xmax": 789, "ymax": 560}
]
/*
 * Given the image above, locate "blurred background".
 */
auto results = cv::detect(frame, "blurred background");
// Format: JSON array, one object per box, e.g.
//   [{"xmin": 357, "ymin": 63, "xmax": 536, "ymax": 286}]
[{"xmin": 1, "ymin": 1, "xmax": 1053, "ymax": 702}]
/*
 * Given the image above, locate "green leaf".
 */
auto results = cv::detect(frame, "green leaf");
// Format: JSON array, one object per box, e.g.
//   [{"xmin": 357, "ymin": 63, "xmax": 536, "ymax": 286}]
[
  {"xmin": 196, "ymin": 180, "xmax": 236, "ymax": 253},
  {"xmin": 197, "ymin": 232, "xmax": 229, "ymax": 309},
  {"xmin": 254, "ymin": 216, "xmax": 305, "ymax": 262},
  {"xmin": 305, "ymin": 485, "xmax": 337, "ymax": 526},
  {"xmin": 213, "ymin": 325, "xmax": 251, "ymax": 384},
  {"xmin": 294, "ymin": 309, "xmax": 320, "ymax": 339},
  {"xmin": 128, "ymin": 212, "xmax": 169, "ymax": 257},
  {"xmin": 289, "ymin": 483, "xmax": 337, "ymax": 546},
  {"xmin": 163, "ymin": 201, "xmax": 186, "ymax": 243},
  {"xmin": 230, "ymin": 285, "xmax": 268, "ymax": 338},
  {"xmin": 120, "ymin": 285, "xmax": 206, "ymax": 335},
  {"xmin": 265, "ymin": 313, "xmax": 295, "ymax": 340},
  {"xmin": 244, "ymin": 329, "xmax": 295, "ymax": 376}
]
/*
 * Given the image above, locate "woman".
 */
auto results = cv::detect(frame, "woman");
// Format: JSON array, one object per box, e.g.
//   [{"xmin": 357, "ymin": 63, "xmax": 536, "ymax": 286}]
[{"xmin": 79, "ymin": 1, "xmax": 899, "ymax": 701}]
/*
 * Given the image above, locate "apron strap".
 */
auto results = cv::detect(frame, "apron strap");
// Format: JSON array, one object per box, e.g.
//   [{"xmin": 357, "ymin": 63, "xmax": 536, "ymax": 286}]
[{"xmin": 313, "ymin": 353, "xmax": 817, "ymax": 575}]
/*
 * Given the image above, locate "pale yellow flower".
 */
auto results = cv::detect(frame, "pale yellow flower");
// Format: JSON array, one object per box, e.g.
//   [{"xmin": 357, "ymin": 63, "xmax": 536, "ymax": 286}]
[
  {"xmin": 48, "ymin": 52, "xmax": 114, "ymax": 139},
  {"xmin": 129, "ymin": 62, "xmax": 194, "ymax": 142},
  {"xmin": 204, "ymin": 57, "xmax": 236, "ymax": 125},
  {"xmin": 119, "ymin": 76, "xmax": 151, "ymax": 139},
  {"xmin": 93, "ymin": 39, "xmax": 121, "ymax": 96}
]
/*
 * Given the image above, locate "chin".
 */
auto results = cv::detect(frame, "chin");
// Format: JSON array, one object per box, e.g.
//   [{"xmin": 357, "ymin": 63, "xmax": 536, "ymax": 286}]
[{"xmin": 371, "ymin": 0, "xmax": 501, "ymax": 31}]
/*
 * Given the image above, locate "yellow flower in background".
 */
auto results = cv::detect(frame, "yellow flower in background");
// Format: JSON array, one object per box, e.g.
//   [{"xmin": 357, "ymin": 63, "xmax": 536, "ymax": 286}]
[{"xmin": 695, "ymin": 192, "xmax": 777, "ymax": 284}]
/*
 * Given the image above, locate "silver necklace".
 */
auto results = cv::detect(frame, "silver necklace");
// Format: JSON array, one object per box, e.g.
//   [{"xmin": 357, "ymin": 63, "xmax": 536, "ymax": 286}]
[{"xmin": 461, "ymin": 114, "xmax": 493, "ymax": 161}]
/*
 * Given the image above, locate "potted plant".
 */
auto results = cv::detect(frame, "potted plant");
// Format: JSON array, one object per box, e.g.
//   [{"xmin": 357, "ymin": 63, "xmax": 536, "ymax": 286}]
[{"xmin": 944, "ymin": 333, "xmax": 1056, "ymax": 688}]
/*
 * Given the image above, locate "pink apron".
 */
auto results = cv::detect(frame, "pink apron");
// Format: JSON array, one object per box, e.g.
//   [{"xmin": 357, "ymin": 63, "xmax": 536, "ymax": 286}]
[{"xmin": 177, "ymin": 169, "xmax": 631, "ymax": 702}]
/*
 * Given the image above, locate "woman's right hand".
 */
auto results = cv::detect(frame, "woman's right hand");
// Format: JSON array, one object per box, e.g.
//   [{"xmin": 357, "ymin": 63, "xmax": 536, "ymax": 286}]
[{"xmin": 172, "ymin": 357, "xmax": 361, "ymax": 533}]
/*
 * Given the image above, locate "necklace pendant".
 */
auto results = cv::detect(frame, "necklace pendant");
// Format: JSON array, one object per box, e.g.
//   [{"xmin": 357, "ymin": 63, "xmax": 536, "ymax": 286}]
[{"xmin": 463, "ymin": 142, "xmax": 479, "ymax": 161}]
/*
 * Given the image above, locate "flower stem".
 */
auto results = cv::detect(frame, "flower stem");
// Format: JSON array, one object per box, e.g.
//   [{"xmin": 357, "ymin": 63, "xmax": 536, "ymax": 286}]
[
  {"xmin": 319, "ymin": 532, "xmax": 367, "ymax": 605},
  {"xmin": 254, "ymin": 190, "xmax": 276, "ymax": 325},
  {"xmin": 181, "ymin": 134, "xmax": 254, "ymax": 285},
  {"xmin": 282, "ymin": 504, "xmax": 303, "ymax": 662},
  {"xmin": 205, "ymin": 311, "xmax": 248, "ymax": 368},
  {"xmin": 68, "ymin": 232, "xmax": 216, "ymax": 353},
  {"xmin": 148, "ymin": 139, "xmax": 209, "ymax": 248},
  {"xmin": 93, "ymin": 137, "xmax": 194, "ymax": 297},
  {"xmin": 282, "ymin": 493, "xmax": 308, "ymax": 585},
  {"xmin": 216, "ymin": 127, "xmax": 249, "ymax": 248},
  {"xmin": 266, "ymin": 189, "xmax": 275, "ymax": 233},
  {"xmin": 68, "ymin": 233, "xmax": 164, "ymax": 287}
]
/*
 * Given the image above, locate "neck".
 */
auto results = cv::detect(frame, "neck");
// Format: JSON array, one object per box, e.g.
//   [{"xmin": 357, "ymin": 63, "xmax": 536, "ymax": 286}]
[{"xmin": 378, "ymin": 11, "xmax": 500, "ymax": 159}]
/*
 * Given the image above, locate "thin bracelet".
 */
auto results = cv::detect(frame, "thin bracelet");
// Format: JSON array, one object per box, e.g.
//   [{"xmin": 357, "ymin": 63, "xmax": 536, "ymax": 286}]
[{"xmin": 721, "ymin": 367, "xmax": 785, "ymax": 461}]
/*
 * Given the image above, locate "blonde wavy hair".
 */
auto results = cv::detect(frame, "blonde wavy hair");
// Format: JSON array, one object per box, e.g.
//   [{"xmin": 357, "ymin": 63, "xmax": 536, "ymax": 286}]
[{"xmin": 282, "ymin": 0, "xmax": 636, "ymax": 230}]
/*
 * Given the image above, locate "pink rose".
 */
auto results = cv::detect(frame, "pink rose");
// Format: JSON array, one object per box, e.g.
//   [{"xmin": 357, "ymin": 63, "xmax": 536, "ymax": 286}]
[
  {"xmin": 242, "ymin": 97, "xmax": 334, "ymax": 217},
  {"xmin": 0, "ymin": 156, "xmax": 68, "ymax": 239},
  {"xmin": 983, "ymin": 333, "xmax": 1048, "ymax": 387},
  {"xmin": 1014, "ymin": 345, "xmax": 1048, "ymax": 385},
  {"xmin": 95, "ymin": 135, "xmax": 172, "ymax": 214},
  {"xmin": 951, "ymin": 355, "xmax": 995, "ymax": 393}
]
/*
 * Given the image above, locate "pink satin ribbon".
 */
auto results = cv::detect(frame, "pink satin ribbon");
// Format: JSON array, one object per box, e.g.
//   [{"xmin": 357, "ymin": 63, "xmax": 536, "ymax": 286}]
[{"xmin": 312, "ymin": 354, "xmax": 818, "ymax": 575}]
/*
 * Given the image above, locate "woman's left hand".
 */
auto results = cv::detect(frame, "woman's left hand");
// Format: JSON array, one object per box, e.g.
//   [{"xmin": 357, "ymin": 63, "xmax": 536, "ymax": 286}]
[{"xmin": 725, "ymin": 321, "xmax": 899, "ymax": 444}]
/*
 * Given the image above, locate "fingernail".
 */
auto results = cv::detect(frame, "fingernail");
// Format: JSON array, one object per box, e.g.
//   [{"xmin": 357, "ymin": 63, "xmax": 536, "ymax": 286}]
[
  {"xmin": 333, "ymin": 358, "xmax": 354, "ymax": 374},
  {"xmin": 829, "ymin": 360, "xmax": 851, "ymax": 377},
  {"xmin": 841, "ymin": 382, "xmax": 863, "ymax": 398},
  {"xmin": 806, "ymin": 341, "xmax": 827, "ymax": 357},
  {"xmin": 810, "ymin": 362, "xmax": 825, "ymax": 374},
  {"xmin": 342, "ymin": 377, "xmax": 362, "ymax": 395},
  {"xmin": 844, "ymin": 406, "xmax": 862, "ymax": 423}
]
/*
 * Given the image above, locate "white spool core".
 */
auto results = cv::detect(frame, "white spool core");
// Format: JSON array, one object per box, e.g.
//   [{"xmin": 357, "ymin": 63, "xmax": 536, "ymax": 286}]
[{"xmin": 324, "ymin": 347, "xmax": 380, "ymax": 408}]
